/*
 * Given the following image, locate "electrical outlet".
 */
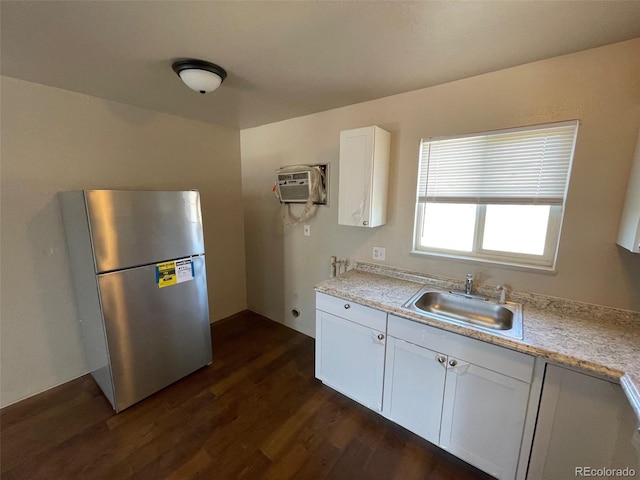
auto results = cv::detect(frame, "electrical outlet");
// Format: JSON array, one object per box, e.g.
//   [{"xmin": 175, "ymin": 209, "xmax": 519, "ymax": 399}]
[
  {"xmin": 372, "ymin": 246, "xmax": 386, "ymax": 261},
  {"xmin": 303, "ymin": 224, "xmax": 311, "ymax": 237}
]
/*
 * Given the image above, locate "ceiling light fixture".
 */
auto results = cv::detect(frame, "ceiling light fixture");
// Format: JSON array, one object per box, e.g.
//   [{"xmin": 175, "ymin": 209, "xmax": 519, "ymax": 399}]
[{"xmin": 171, "ymin": 59, "xmax": 227, "ymax": 94}]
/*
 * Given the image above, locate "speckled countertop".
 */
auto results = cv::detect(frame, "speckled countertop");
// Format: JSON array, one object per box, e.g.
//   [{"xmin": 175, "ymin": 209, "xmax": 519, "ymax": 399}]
[{"xmin": 315, "ymin": 262, "xmax": 640, "ymax": 423}]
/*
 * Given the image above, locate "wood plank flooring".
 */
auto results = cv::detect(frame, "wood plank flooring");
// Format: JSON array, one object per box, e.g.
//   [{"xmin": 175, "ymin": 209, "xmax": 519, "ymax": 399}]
[{"xmin": 1, "ymin": 311, "xmax": 494, "ymax": 479}]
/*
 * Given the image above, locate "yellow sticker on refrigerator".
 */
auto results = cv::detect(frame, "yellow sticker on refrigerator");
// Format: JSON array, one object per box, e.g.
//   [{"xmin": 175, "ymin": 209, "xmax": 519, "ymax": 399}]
[
  {"xmin": 156, "ymin": 261, "xmax": 177, "ymax": 288},
  {"xmin": 156, "ymin": 258, "xmax": 194, "ymax": 288}
]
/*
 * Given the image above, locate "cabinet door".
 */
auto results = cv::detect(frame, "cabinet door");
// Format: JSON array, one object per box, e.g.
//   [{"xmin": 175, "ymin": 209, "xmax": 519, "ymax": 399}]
[
  {"xmin": 382, "ymin": 337, "xmax": 446, "ymax": 444},
  {"xmin": 338, "ymin": 126, "xmax": 390, "ymax": 228},
  {"xmin": 439, "ymin": 360, "xmax": 529, "ymax": 480},
  {"xmin": 528, "ymin": 364, "xmax": 639, "ymax": 480},
  {"xmin": 339, "ymin": 127, "xmax": 374, "ymax": 227},
  {"xmin": 617, "ymin": 127, "xmax": 640, "ymax": 252},
  {"xmin": 315, "ymin": 310, "xmax": 385, "ymax": 411}
]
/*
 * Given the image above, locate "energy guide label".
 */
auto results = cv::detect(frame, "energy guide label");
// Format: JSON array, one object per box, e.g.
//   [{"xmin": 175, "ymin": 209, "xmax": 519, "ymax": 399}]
[
  {"xmin": 175, "ymin": 258, "xmax": 195, "ymax": 283},
  {"xmin": 156, "ymin": 258, "xmax": 194, "ymax": 288}
]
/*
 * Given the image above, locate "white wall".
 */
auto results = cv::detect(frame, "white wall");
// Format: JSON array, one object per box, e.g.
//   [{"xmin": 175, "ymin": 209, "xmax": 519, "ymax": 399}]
[
  {"xmin": 240, "ymin": 39, "xmax": 640, "ymax": 337},
  {"xmin": 0, "ymin": 77, "xmax": 247, "ymax": 407}
]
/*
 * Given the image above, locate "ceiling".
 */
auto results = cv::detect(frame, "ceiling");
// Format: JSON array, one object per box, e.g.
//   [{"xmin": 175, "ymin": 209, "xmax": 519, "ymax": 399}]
[{"xmin": 2, "ymin": 1, "xmax": 640, "ymax": 130}]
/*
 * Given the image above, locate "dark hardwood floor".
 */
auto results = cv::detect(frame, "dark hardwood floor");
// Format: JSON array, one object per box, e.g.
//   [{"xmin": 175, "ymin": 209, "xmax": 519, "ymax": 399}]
[{"xmin": 1, "ymin": 311, "xmax": 494, "ymax": 479}]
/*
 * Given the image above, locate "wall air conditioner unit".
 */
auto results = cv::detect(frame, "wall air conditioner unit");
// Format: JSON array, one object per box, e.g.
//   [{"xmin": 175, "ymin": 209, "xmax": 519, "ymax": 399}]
[
  {"xmin": 275, "ymin": 164, "xmax": 328, "ymax": 205},
  {"xmin": 276, "ymin": 170, "xmax": 313, "ymax": 203}
]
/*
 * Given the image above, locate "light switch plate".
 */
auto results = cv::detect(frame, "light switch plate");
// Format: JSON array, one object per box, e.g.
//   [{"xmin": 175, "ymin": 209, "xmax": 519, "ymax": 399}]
[{"xmin": 303, "ymin": 224, "xmax": 310, "ymax": 236}]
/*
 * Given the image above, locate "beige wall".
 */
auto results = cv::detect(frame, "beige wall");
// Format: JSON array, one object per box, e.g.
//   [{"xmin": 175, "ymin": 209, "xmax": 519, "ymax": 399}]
[
  {"xmin": 241, "ymin": 39, "xmax": 640, "ymax": 337},
  {"xmin": 0, "ymin": 77, "xmax": 247, "ymax": 407}
]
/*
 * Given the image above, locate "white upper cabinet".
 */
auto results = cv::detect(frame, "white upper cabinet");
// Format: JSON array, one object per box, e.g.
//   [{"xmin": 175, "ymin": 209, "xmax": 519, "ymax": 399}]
[
  {"xmin": 338, "ymin": 126, "xmax": 390, "ymax": 227},
  {"xmin": 618, "ymin": 128, "xmax": 640, "ymax": 252}
]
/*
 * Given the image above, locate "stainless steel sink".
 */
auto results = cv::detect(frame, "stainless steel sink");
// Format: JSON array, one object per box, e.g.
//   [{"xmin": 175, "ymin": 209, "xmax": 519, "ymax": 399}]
[{"xmin": 403, "ymin": 288, "xmax": 523, "ymax": 340}]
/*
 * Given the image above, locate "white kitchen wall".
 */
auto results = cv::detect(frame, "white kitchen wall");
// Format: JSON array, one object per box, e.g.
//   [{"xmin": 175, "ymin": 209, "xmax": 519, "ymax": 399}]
[
  {"xmin": 240, "ymin": 39, "xmax": 640, "ymax": 337},
  {"xmin": 0, "ymin": 77, "xmax": 247, "ymax": 407}
]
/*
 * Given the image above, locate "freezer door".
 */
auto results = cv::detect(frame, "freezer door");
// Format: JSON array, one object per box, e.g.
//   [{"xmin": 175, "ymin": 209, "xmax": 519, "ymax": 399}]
[
  {"xmin": 98, "ymin": 255, "xmax": 212, "ymax": 411},
  {"xmin": 85, "ymin": 190, "xmax": 205, "ymax": 273}
]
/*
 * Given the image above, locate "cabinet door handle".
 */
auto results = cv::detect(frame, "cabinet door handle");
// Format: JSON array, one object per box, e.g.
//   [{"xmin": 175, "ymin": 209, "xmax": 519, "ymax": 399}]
[
  {"xmin": 377, "ymin": 333, "xmax": 384, "ymax": 341},
  {"xmin": 363, "ymin": 221, "xmax": 369, "ymax": 226},
  {"xmin": 437, "ymin": 355, "xmax": 446, "ymax": 364},
  {"xmin": 448, "ymin": 359, "xmax": 458, "ymax": 367},
  {"xmin": 344, "ymin": 304, "xmax": 350, "ymax": 309}
]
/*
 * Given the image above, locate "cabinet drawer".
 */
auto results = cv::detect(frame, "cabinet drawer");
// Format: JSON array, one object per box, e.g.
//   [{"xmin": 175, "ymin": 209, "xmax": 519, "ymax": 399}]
[
  {"xmin": 316, "ymin": 292, "xmax": 387, "ymax": 332},
  {"xmin": 388, "ymin": 314, "xmax": 534, "ymax": 383}
]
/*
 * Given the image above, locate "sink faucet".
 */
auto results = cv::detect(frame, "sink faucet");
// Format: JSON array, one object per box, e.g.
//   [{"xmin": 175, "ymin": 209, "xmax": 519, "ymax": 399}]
[
  {"xmin": 497, "ymin": 284, "xmax": 507, "ymax": 304},
  {"xmin": 449, "ymin": 273, "xmax": 488, "ymax": 301},
  {"xmin": 465, "ymin": 274, "xmax": 473, "ymax": 295}
]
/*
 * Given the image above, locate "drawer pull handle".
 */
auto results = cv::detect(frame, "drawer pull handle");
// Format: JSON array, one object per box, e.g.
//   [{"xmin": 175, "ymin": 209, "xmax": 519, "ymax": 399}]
[
  {"xmin": 344, "ymin": 304, "xmax": 351, "ymax": 309},
  {"xmin": 437, "ymin": 355, "xmax": 446, "ymax": 364},
  {"xmin": 449, "ymin": 359, "xmax": 458, "ymax": 367},
  {"xmin": 377, "ymin": 334, "xmax": 384, "ymax": 341}
]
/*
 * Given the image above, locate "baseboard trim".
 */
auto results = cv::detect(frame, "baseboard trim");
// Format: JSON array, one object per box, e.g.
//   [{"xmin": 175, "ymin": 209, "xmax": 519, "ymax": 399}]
[{"xmin": 210, "ymin": 309, "xmax": 251, "ymax": 326}]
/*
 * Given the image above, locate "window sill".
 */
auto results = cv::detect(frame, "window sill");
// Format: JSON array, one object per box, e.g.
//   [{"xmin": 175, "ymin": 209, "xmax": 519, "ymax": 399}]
[{"xmin": 410, "ymin": 249, "xmax": 558, "ymax": 275}]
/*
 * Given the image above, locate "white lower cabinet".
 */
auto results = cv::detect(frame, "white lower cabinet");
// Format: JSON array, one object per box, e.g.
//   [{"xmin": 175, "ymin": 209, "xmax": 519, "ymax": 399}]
[
  {"xmin": 382, "ymin": 314, "xmax": 535, "ymax": 480},
  {"xmin": 315, "ymin": 293, "xmax": 387, "ymax": 411},
  {"xmin": 528, "ymin": 364, "xmax": 640, "ymax": 480},
  {"xmin": 439, "ymin": 359, "xmax": 530, "ymax": 479},
  {"xmin": 316, "ymin": 293, "xmax": 640, "ymax": 480},
  {"xmin": 382, "ymin": 337, "xmax": 446, "ymax": 444},
  {"xmin": 316, "ymin": 295, "xmax": 537, "ymax": 480}
]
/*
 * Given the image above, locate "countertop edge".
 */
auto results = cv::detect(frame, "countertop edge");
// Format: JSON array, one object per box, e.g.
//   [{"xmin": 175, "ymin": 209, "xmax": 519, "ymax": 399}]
[{"xmin": 621, "ymin": 375, "xmax": 640, "ymax": 423}]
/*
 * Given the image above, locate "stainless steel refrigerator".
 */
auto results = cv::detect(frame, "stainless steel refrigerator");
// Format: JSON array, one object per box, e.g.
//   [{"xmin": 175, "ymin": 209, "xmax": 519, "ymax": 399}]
[{"xmin": 60, "ymin": 190, "xmax": 213, "ymax": 412}]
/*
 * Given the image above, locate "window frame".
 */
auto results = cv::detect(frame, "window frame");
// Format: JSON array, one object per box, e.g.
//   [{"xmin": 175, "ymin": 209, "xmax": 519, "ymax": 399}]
[
  {"xmin": 411, "ymin": 120, "xmax": 578, "ymax": 271},
  {"xmin": 413, "ymin": 202, "xmax": 563, "ymax": 269}
]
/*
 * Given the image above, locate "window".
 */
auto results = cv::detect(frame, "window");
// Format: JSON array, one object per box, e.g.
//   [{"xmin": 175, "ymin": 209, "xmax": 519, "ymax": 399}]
[{"xmin": 413, "ymin": 121, "xmax": 578, "ymax": 270}]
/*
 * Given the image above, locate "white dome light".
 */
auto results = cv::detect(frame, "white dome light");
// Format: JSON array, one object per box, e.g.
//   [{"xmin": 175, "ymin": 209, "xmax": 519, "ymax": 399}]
[{"xmin": 172, "ymin": 59, "xmax": 227, "ymax": 94}]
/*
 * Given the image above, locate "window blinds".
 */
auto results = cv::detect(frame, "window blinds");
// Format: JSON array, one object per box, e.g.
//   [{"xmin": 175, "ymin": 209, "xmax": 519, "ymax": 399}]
[{"xmin": 417, "ymin": 121, "xmax": 579, "ymax": 205}]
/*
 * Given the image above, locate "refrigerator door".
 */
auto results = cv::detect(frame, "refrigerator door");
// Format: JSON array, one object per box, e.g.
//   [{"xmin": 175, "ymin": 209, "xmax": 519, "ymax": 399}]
[
  {"xmin": 98, "ymin": 255, "xmax": 212, "ymax": 411},
  {"xmin": 85, "ymin": 190, "xmax": 205, "ymax": 273}
]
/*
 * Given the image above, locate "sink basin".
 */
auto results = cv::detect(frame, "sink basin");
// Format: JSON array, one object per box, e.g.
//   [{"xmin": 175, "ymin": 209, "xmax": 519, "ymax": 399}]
[{"xmin": 403, "ymin": 288, "xmax": 523, "ymax": 340}]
